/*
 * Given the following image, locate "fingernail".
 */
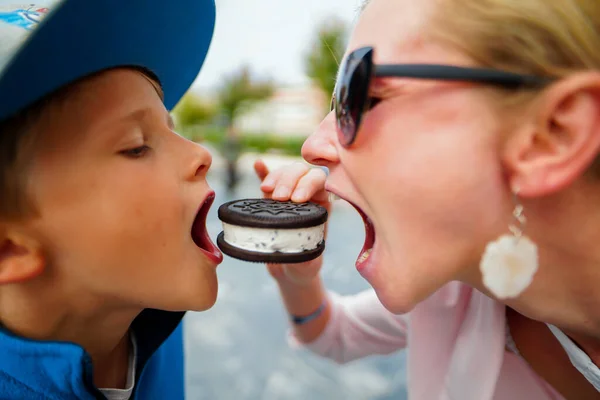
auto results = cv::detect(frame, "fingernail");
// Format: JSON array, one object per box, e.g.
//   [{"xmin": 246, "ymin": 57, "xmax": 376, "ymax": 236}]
[
  {"xmin": 262, "ymin": 177, "xmax": 275, "ymax": 188},
  {"xmin": 273, "ymin": 186, "xmax": 290, "ymax": 199},
  {"xmin": 292, "ymin": 189, "xmax": 307, "ymax": 202}
]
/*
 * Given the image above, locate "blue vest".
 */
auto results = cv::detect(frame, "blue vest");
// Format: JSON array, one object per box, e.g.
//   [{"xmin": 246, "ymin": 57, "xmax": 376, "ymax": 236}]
[{"xmin": 0, "ymin": 309, "xmax": 185, "ymax": 399}]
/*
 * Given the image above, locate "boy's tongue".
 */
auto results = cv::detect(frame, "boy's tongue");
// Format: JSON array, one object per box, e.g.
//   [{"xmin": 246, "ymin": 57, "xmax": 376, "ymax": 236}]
[{"xmin": 192, "ymin": 194, "xmax": 222, "ymax": 262}]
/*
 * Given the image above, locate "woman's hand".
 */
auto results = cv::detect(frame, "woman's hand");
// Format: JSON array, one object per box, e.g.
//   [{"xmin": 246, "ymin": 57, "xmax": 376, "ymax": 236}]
[{"xmin": 253, "ymin": 159, "xmax": 330, "ymax": 286}]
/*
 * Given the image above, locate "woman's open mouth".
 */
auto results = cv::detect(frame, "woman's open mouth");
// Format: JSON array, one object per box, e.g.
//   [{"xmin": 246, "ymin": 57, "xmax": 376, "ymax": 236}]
[
  {"xmin": 328, "ymin": 190, "xmax": 376, "ymax": 270},
  {"xmin": 352, "ymin": 204, "xmax": 376, "ymax": 271},
  {"xmin": 192, "ymin": 192, "xmax": 223, "ymax": 264}
]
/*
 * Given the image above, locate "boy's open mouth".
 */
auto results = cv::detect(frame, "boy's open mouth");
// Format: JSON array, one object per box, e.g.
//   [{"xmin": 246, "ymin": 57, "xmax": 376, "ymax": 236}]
[{"xmin": 192, "ymin": 192, "xmax": 223, "ymax": 264}]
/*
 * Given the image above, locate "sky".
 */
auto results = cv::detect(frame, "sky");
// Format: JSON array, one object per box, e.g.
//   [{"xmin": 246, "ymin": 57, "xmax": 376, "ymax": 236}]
[
  {"xmin": 192, "ymin": 0, "xmax": 363, "ymax": 92},
  {"xmin": 0, "ymin": 0, "xmax": 364, "ymax": 91}
]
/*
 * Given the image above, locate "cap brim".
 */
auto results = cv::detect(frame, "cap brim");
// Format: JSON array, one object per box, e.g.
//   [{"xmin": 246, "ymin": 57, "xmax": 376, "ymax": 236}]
[{"xmin": 0, "ymin": 0, "xmax": 215, "ymax": 120}]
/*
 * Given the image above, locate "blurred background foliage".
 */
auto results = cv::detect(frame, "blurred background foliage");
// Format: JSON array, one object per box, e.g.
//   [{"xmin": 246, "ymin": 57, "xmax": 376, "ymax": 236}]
[{"xmin": 172, "ymin": 19, "xmax": 348, "ymax": 158}]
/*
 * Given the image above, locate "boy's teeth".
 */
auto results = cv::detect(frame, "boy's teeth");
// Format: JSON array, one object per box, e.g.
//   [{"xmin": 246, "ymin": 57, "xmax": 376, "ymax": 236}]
[
  {"xmin": 328, "ymin": 192, "xmax": 341, "ymax": 202},
  {"xmin": 358, "ymin": 249, "xmax": 372, "ymax": 264}
]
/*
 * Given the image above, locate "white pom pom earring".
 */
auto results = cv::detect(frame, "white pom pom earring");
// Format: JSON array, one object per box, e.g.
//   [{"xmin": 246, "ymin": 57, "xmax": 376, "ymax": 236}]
[{"xmin": 479, "ymin": 187, "xmax": 539, "ymax": 299}]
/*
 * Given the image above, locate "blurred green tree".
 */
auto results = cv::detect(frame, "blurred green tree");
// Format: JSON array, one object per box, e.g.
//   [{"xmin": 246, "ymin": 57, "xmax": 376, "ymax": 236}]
[
  {"xmin": 172, "ymin": 93, "xmax": 217, "ymax": 128},
  {"xmin": 305, "ymin": 18, "xmax": 347, "ymax": 105},
  {"xmin": 217, "ymin": 65, "xmax": 275, "ymax": 127},
  {"xmin": 217, "ymin": 66, "xmax": 275, "ymax": 193},
  {"xmin": 172, "ymin": 65, "xmax": 274, "ymax": 152}
]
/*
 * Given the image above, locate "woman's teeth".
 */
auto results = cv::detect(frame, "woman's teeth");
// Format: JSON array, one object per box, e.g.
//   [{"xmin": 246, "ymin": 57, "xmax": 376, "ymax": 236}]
[
  {"xmin": 358, "ymin": 248, "xmax": 372, "ymax": 264},
  {"xmin": 327, "ymin": 191, "xmax": 341, "ymax": 202}
]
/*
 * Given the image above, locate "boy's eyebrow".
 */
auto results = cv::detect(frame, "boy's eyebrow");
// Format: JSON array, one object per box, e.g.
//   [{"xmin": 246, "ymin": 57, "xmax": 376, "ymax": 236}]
[
  {"xmin": 115, "ymin": 107, "xmax": 173, "ymax": 132},
  {"xmin": 120, "ymin": 108, "xmax": 152, "ymax": 128},
  {"xmin": 136, "ymin": 72, "xmax": 174, "ymax": 129}
]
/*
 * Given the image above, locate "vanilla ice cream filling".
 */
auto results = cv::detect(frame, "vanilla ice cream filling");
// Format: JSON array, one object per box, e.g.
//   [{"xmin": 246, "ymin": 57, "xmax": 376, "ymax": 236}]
[{"xmin": 222, "ymin": 223, "xmax": 325, "ymax": 253}]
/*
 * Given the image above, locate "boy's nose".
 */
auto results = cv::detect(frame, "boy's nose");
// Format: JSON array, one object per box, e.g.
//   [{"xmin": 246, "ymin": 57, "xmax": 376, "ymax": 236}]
[{"xmin": 187, "ymin": 140, "xmax": 212, "ymax": 181}]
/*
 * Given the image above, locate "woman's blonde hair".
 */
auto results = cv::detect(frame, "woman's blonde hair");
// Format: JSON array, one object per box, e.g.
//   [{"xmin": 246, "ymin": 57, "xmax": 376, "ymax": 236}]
[
  {"xmin": 426, "ymin": 0, "xmax": 600, "ymax": 171},
  {"xmin": 428, "ymin": 0, "xmax": 600, "ymax": 85}
]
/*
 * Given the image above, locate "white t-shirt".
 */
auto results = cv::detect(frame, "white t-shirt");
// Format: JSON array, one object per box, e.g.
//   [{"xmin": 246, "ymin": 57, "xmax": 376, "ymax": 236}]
[{"xmin": 99, "ymin": 334, "xmax": 137, "ymax": 400}]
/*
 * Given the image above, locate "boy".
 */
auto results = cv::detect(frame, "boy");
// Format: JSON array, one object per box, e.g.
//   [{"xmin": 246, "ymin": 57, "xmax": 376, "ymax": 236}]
[{"xmin": 0, "ymin": 1, "xmax": 223, "ymax": 399}]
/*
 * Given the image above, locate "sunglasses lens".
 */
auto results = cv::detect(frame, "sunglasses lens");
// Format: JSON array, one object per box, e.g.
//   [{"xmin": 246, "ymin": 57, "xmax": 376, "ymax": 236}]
[{"xmin": 334, "ymin": 48, "xmax": 372, "ymax": 147}]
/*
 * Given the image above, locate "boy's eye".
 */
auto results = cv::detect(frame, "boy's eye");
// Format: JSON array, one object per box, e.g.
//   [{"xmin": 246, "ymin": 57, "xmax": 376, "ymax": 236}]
[{"xmin": 120, "ymin": 145, "xmax": 150, "ymax": 158}]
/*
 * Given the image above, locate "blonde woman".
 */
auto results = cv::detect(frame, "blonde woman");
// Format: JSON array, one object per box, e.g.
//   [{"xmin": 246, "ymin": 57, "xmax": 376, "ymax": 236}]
[{"xmin": 255, "ymin": 0, "xmax": 600, "ymax": 398}]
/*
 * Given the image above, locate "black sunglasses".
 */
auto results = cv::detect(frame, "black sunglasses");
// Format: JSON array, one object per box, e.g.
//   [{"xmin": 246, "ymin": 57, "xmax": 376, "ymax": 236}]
[{"xmin": 331, "ymin": 46, "xmax": 553, "ymax": 147}]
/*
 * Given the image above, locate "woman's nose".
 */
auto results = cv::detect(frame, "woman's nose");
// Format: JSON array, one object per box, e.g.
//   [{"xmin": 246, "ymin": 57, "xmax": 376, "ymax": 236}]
[{"xmin": 302, "ymin": 111, "xmax": 340, "ymax": 168}]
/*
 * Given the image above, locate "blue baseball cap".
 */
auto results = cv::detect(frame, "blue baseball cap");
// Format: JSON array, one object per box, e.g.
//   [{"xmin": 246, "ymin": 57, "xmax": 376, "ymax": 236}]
[{"xmin": 0, "ymin": 0, "xmax": 216, "ymax": 121}]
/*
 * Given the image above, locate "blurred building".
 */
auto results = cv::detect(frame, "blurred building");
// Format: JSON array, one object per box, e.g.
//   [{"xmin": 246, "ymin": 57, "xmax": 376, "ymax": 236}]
[{"xmin": 234, "ymin": 84, "xmax": 328, "ymax": 137}]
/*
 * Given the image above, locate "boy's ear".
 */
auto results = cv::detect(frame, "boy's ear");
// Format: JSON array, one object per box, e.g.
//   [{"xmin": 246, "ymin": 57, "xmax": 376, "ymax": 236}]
[
  {"xmin": 0, "ymin": 228, "xmax": 45, "ymax": 284},
  {"xmin": 503, "ymin": 72, "xmax": 600, "ymax": 196}
]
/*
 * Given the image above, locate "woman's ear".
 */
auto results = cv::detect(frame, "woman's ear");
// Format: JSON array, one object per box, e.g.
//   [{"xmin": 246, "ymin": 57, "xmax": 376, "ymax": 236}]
[
  {"xmin": 0, "ymin": 227, "xmax": 45, "ymax": 284},
  {"xmin": 503, "ymin": 72, "xmax": 600, "ymax": 197}
]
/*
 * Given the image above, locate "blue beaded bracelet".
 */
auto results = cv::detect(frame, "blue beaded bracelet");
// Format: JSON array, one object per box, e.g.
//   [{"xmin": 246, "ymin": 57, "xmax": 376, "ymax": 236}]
[{"xmin": 291, "ymin": 300, "xmax": 327, "ymax": 325}]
